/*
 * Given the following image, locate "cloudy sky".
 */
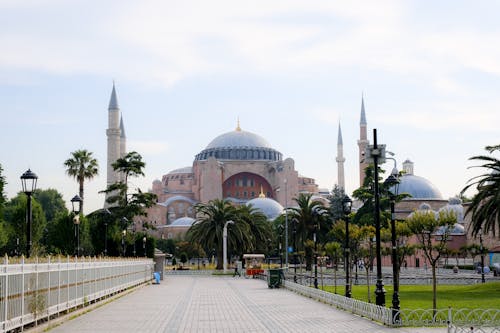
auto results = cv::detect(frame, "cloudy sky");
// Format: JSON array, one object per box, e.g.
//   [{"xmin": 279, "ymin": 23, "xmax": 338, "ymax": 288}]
[{"xmin": 1, "ymin": 0, "xmax": 499, "ymax": 214}]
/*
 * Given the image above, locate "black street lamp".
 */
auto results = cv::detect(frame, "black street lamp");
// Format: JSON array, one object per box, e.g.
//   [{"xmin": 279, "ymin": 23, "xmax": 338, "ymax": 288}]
[
  {"xmin": 292, "ymin": 218, "xmax": 298, "ymax": 283},
  {"xmin": 102, "ymin": 209, "xmax": 111, "ymax": 256},
  {"xmin": 342, "ymin": 195, "xmax": 353, "ymax": 298},
  {"xmin": 479, "ymin": 229, "xmax": 485, "ymax": 283},
  {"xmin": 278, "ymin": 224, "xmax": 284, "ymax": 268},
  {"xmin": 384, "ymin": 172, "xmax": 400, "ymax": 322},
  {"xmin": 71, "ymin": 195, "xmax": 82, "ymax": 256},
  {"xmin": 21, "ymin": 169, "xmax": 38, "ymax": 258}
]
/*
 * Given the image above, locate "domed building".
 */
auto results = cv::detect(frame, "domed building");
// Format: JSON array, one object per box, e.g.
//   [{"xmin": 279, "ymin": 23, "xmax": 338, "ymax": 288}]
[{"xmin": 146, "ymin": 122, "xmax": 320, "ymax": 237}]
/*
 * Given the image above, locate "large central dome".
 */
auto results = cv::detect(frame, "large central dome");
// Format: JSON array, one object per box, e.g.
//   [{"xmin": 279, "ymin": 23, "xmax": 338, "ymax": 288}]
[{"xmin": 195, "ymin": 126, "xmax": 282, "ymax": 161}]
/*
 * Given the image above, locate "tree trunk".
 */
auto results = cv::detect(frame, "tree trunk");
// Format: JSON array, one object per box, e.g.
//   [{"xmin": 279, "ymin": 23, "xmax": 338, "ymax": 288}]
[
  {"xmin": 432, "ymin": 263, "xmax": 437, "ymax": 317},
  {"xmin": 79, "ymin": 179, "xmax": 84, "ymax": 213}
]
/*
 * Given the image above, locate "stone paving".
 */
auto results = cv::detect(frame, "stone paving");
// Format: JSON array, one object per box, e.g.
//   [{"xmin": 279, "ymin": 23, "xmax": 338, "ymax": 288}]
[{"xmin": 48, "ymin": 275, "xmax": 447, "ymax": 333}]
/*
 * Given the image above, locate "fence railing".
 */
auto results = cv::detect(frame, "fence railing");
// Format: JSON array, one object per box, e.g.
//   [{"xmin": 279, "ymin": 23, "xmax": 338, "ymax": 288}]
[
  {"xmin": 0, "ymin": 256, "xmax": 154, "ymax": 333},
  {"xmin": 281, "ymin": 278, "xmax": 500, "ymax": 331}
]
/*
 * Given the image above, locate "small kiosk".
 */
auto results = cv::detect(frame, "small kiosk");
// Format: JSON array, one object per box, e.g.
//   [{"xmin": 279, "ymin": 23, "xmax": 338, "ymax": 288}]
[{"xmin": 243, "ymin": 254, "xmax": 265, "ymax": 277}]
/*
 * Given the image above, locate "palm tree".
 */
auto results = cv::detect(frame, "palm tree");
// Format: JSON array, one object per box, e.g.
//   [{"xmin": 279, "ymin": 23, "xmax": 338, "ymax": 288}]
[
  {"xmin": 290, "ymin": 193, "xmax": 329, "ymax": 270},
  {"xmin": 187, "ymin": 199, "xmax": 241, "ymax": 269},
  {"xmin": 237, "ymin": 204, "xmax": 272, "ymax": 254},
  {"xmin": 462, "ymin": 144, "xmax": 500, "ymax": 236},
  {"xmin": 64, "ymin": 149, "xmax": 99, "ymax": 213}
]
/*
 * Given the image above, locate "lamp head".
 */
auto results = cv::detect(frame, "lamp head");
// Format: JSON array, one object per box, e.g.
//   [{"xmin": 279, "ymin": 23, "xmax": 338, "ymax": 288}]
[
  {"xmin": 20, "ymin": 169, "xmax": 38, "ymax": 194},
  {"xmin": 342, "ymin": 195, "xmax": 352, "ymax": 215},
  {"xmin": 384, "ymin": 174, "xmax": 400, "ymax": 197},
  {"xmin": 70, "ymin": 194, "xmax": 82, "ymax": 214}
]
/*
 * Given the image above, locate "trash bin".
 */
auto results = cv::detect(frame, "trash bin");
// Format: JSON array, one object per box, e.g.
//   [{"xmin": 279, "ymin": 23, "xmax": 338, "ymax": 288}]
[
  {"xmin": 267, "ymin": 268, "xmax": 282, "ymax": 288},
  {"xmin": 153, "ymin": 272, "xmax": 161, "ymax": 284}
]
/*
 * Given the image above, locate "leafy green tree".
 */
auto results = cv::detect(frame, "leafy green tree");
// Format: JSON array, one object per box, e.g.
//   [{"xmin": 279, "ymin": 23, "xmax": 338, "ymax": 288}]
[
  {"xmin": 3, "ymin": 193, "xmax": 47, "ymax": 256},
  {"xmin": 102, "ymin": 151, "xmax": 157, "ymax": 220},
  {"xmin": 33, "ymin": 188, "xmax": 67, "ymax": 223},
  {"xmin": 324, "ymin": 241, "xmax": 342, "ymax": 294},
  {"xmin": 461, "ymin": 144, "xmax": 500, "ymax": 236},
  {"xmin": 406, "ymin": 210, "xmax": 456, "ymax": 312},
  {"xmin": 100, "ymin": 152, "xmax": 157, "ymax": 254},
  {"xmin": 64, "ymin": 149, "xmax": 99, "ymax": 213},
  {"xmin": 328, "ymin": 184, "xmax": 345, "ymax": 223},
  {"xmin": 46, "ymin": 212, "xmax": 74, "ymax": 255},
  {"xmin": 0, "ymin": 163, "xmax": 9, "ymax": 250}
]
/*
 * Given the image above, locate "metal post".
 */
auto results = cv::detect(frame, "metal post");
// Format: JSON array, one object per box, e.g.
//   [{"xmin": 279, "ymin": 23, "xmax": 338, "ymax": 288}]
[
  {"xmin": 345, "ymin": 214, "xmax": 351, "ymax": 297},
  {"xmin": 373, "ymin": 129, "xmax": 386, "ymax": 306},
  {"xmin": 293, "ymin": 219, "xmax": 297, "ymax": 283},
  {"xmin": 26, "ymin": 193, "xmax": 33, "ymax": 258},
  {"xmin": 314, "ymin": 230, "xmax": 318, "ymax": 289},
  {"xmin": 479, "ymin": 231, "xmax": 485, "ymax": 283},
  {"xmin": 223, "ymin": 220, "xmax": 234, "ymax": 273},
  {"xmin": 104, "ymin": 222, "xmax": 108, "ymax": 256},
  {"xmin": 390, "ymin": 197, "xmax": 400, "ymax": 321},
  {"xmin": 284, "ymin": 179, "xmax": 288, "ymax": 269}
]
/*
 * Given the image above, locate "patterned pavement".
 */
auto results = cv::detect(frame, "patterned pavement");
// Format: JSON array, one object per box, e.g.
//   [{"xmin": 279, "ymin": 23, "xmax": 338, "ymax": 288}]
[{"xmin": 47, "ymin": 275, "xmax": 447, "ymax": 333}]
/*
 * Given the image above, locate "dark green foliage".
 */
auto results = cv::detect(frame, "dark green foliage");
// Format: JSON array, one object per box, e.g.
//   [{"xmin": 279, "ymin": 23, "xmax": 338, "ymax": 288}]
[{"xmin": 462, "ymin": 144, "xmax": 500, "ymax": 236}]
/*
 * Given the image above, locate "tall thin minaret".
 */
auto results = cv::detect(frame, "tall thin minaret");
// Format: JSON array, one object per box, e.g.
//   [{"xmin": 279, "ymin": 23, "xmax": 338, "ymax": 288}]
[
  {"xmin": 106, "ymin": 83, "xmax": 122, "ymax": 205},
  {"xmin": 336, "ymin": 122, "xmax": 346, "ymax": 190},
  {"xmin": 357, "ymin": 96, "xmax": 369, "ymax": 187}
]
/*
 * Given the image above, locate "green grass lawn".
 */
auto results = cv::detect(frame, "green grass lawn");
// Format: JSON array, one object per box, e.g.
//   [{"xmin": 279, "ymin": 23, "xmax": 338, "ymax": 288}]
[{"xmin": 322, "ymin": 281, "xmax": 500, "ymax": 309}]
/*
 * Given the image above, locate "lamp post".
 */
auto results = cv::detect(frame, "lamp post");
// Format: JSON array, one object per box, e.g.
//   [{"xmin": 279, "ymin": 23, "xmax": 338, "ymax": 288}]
[
  {"xmin": 20, "ymin": 169, "xmax": 38, "ymax": 258},
  {"xmin": 278, "ymin": 224, "xmax": 284, "ymax": 268},
  {"xmin": 102, "ymin": 208, "xmax": 111, "ymax": 256},
  {"xmin": 479, "ymin": 229, "xmax": 485, "ymax": 283},
  {"xmin": 342, "ymin": 195, "xmax": 352, "ymax": 298},
  {"xmin": 384, "ymin": 172, "xmax": 400, "ymax": 322},
  {"xmin": 71, "ymin": 195, "xmax": 82, "ymax": 256},
  {"xmin": 368, "ymin": 129, "xmax": 386, "ymax": 307},
  {"xmin": 143, "ymin": 236, "xmax": 147, "ymax": 257},
  {"xmin": 121, "ymin": 217, "xmax": 128, "ymax": 257},
  {"xmin": 223, "ymin": 220, "xmax": 234, "ymax": 273},
  {"xmin": 293, "ymin": 218, "xmax": 298, "ymax": 283},
  {"xmin": 284, "ymin": 178, "xmax": 288, "ymax": 270},
  {"xmin": 314, "ymin": 226, "xmax": 318, "ymax": 289}
]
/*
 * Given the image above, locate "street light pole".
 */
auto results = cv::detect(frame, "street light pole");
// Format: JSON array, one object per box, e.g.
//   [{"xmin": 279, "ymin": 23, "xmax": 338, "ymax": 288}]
[
  {"xmin": 342, "ymin": 195, "xmax": 352, "ymax": 298},
  {"xmin": 314, "ymin": 228, "xmax": 318, "ymax": 289},
  {"xmin": 223, "ymin": 220, "xmax": 234, "ymax": 273},
  {"xmin": 384, "ymin": 173, "xmax": 400, "ymax": 323},
  {"xmin": 71, "ymin": 195, "xmax": 82, "ymax": 256},
  {"xmin": 479, "ymin": 229, "xmax": 485, "ymax": 283},
  {"xmin": 284, "ymin": 178, "xmax": 288, "ymax": 270},
  {"xmin": 143, "ymin": 236, "xmax": 147, "ymax": 257},
  {"xmin": 20, "ymin": 169, "xmax": 38, "ymax": 258},
  {"xmin": 293, "ymin": 218, "xmax": 298, "ymax": 283},
  {"xmin": 371, "ymin": 129, "xmax": 386, "ymax": 307},
  {"xmin": 102, "ymin": 208, "xmax": 111, "ymax": 256}
]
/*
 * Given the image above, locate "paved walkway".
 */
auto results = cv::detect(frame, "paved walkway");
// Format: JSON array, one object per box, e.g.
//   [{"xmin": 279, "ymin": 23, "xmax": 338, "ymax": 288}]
[{"xmin": 48, "ymin": 276, "xmax": 447, "ymax": 333}]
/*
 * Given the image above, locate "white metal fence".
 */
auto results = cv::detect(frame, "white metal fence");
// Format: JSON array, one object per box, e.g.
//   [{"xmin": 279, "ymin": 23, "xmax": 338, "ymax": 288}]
[{"xmin": 0, "ymin": 256, "xmax": 154, "ymax": 333}]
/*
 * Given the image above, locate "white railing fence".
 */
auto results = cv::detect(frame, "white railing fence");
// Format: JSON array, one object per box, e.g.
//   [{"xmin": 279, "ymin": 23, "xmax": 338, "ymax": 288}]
[
  {"xmin": 0, "ymin": 256, "xmax": 154, "ymax": 333},
  {"xmin": 281, "ymin": 279, "xmax": 500, "ymax": 331}
]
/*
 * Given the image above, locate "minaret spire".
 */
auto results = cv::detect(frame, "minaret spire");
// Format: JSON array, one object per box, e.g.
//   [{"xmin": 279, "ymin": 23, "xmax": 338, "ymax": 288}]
[
  {"xmin": 336, "ymin": 122, "xmax": 346, "ymax": 190},
  {"xmin": 357, "ymin": 94, "xmax": 369, "ymax": 186},
  {"xmin": 105, "ymin": 82, "xmax": 123, "ymax": 207}
]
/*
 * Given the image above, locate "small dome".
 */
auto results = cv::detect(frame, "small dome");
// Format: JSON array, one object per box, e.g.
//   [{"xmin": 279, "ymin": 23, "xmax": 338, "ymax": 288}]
[
  {"xmin": 399, "ymin": 174, "xmax": 443, "ymax": 200},
  {"xmin": 167, "ymin": 166, "xmax": 193, "ymax": 174},
  {"xmin": 435, "ymin": 223, "xmax": 465, "ymax": 235},
  {"xmin": 439, "ymin": 198, "xmax": 464, "ymax": 222},
  {"xmin": 170, "ymin": 216, "xmax": 195, "ymax": 227},
  {"xmin": 246, "ymin": 197, "xmax": 284, "ymax": 220}
]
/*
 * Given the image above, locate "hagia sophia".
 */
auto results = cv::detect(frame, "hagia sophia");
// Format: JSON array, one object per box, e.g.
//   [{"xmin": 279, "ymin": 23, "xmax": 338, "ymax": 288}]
[{"xmin": 105, "ymin": 84, "xmax": 498, "ymax": 266}]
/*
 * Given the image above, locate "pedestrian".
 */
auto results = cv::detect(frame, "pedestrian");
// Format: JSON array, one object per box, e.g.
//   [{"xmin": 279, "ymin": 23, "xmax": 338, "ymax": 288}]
[{"xmin": 233, "ymin": 263, "xmax": 241, "ymax": 277}]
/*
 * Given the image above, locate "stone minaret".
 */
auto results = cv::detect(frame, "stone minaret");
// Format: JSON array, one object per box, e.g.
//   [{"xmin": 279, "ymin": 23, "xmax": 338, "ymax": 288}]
[
  {"xmin": 336, "ymin": 122, "xmax": 346, "ymax": 190},
  {"xmin": 105, "ymin": 83, "xmax": 122, "ymax": 205},
  {"xmin": 357, "ymin": 96, "xmax": 369, "ymax": 187},
  {"xmin": 119, "ymin": 116, "xmax": 127, "ymax": 181}
]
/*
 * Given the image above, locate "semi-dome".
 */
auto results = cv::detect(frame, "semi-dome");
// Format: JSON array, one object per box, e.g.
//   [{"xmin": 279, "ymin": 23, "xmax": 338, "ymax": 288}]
[
  {"xmin": 246, "ymin": 197, "xmax": 284, "ymax": 220},
  {"xmin": 438, "ymin": 197, "xmax": 464, "ymax": 222},
  {"xmin": 195, "ymin": 126, "xmax": 282, "ymax": 161},
  {"xmin": 170, "ymin": 216, "xmax": 195, "ymax": 227},
  {"xmin": 167, "ymin": 166, "xmax": 193, "ymax": 174}
]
